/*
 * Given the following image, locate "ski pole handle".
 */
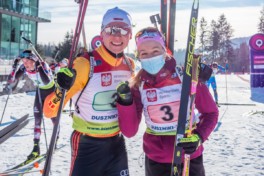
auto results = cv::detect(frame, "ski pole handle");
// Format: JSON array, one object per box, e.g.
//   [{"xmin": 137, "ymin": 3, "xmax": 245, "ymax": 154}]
[
  {"xmin": 22, "ymin": 37, "xmax": 32, "ymax": 44},
  {"xmin": 22, "ymin": 37, "xmax": 44, "ymax": 62}
]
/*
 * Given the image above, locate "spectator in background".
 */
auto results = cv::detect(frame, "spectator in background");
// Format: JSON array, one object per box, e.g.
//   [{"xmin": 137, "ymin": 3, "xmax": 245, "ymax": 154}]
[{"xmin": 206, "ymin": 62, "xmax": 225, "ymax": 106}]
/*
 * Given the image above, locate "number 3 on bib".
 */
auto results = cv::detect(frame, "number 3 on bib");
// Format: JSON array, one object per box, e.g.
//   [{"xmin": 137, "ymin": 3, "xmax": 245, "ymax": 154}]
[{"xmin": 147, "ymin": 101, "xmax": 180, "ymax": 123}]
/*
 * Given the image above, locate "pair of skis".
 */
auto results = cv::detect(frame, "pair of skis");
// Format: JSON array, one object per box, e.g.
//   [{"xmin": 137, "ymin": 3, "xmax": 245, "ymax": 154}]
[
  {"xmin": 41, "ymin": 0, "xmax": 89, "ymax": 175},
  {"xmin": 170, "ymin": 0, "xmax": 200, "ymax": 176},
  {"xmin": 0, "ymin": 114, "xmax": 29, "ymax": 145},
  {"xmin": 0, "ymin": 144, "xmax": 66, "ymax": 176},
  {"xmin": 160, "ymin": 0, "xmax": 176, "ymax": 54},
  {"xmin": 1, "ymin": 154, "xmax": 46, "ymax": 176}
]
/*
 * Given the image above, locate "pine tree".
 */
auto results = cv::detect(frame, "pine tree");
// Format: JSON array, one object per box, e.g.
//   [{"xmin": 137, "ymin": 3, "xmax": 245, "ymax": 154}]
[
  {"xmin": 216, "ymin": 14, "xmax": 234, "ymax": 63},
  {"xmin": 205, "ymin": 14, "xmax": 233, "ymax": 65},
  {"xmin": 207, "ymin": 20, "xmax": 219, "ymax": 62},
  {"xmin": 52, "ymin": 31, "xmax": 74, "ymax": 62},
  {"xmin": 35, "ymin": 44, "xmax": 44, "ymax": 58},
  {"xmin": 43, "ymin": 43, "xmax": 55, "ymax": 57},
  {"xmin": 238, "ymin": 42, "xmax": 249, "ymax": 72},
  {"xmin": 199, "ymin": 17, "xmax": 209, "ymax": 55},
  {"xmin": 258, "ymin": 6, "xmax": 264, "ymax": 33}
]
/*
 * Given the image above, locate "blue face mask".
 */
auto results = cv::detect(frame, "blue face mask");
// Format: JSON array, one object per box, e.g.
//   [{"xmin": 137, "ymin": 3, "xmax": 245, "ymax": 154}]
[{"xmin": 140, "ymin": 54, "xmax": 165, "ymax": 75}]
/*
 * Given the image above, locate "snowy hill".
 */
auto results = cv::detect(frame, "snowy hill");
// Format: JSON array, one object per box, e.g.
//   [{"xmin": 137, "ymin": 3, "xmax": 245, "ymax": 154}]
[
  {"xmin": 0, "ymin": 74, "xmax": 264, "ymax": 175},
  {"xmin": 231, "ymin": 36, "xmax": 250, "ymax": 48}
]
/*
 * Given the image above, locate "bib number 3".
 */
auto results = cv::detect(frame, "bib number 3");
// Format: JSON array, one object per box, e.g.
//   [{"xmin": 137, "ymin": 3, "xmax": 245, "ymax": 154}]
[
  {"xmin": 160, "ymin": 105, "xmax": 173, "ymax": 121},
  {"xmin": 147, "ymin": 102, "xmax": 180, "ymax": 123}
]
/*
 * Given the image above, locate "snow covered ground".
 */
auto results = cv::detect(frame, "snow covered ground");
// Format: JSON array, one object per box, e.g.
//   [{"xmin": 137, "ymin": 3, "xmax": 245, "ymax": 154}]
[
  {"xmin": 204, "ymin": 74, "xmax": 264, "ymax": 176},
  {"xmin": 0, "ymin": 74, "xmax": 263, "ymax": 176}
]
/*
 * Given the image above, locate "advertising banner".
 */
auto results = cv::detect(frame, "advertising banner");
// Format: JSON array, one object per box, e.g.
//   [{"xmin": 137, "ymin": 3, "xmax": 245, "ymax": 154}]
[{"xmin": 249, "ymin": 33, "xmax": 264, "ymax": 87}]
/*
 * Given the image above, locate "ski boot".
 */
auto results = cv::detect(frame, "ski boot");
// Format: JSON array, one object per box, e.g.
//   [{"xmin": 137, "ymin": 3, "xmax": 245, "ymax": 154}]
[
  {"xmin": 216, "ymin": 101, "xmax": 220, "ymax": 107},
  {"xmin": 27, "ymin": 139, "xmax": 40, "ymax": 160}
]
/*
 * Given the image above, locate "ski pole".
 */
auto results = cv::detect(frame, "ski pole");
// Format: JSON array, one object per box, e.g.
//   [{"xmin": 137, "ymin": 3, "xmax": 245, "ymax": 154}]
[
  {"xmin": 41, "ymin": 112, "xmax": 48, "ymax": 150},
  {"xmin": 54, "ymin": 50, "xmax": 61, "ymax": 61},
  {"xmin": 0, "ymin": 88, "xmax": 12, "ymax": 125},
  {"xmin": 225, "ymin": 63, "xmax": 228, "ymax": 105},
  {"xmin": 68, "ymin": 99, "xmax": 74, "ymax": 117},
  {"xmin": 214, "ymin": 62, "xmax": 229, "ymax": 132},
  {"xmin": 21, "ymin": 37, "xmax": 44, "ymax": 62},
  {"xmin": 37, "ymin": 87, "xmax": 49, "ymax": 151},
  {"xmin": 82, "ymin": 24, "xmax": 87, "ymax": 49}
]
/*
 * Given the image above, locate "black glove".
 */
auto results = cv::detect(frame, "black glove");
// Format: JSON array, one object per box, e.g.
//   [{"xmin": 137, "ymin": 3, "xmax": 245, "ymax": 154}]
[
  {"xmin": 12, "ymin": 57, "xmax": 21, "ymax": 69},
  {"xmin": 56, "ymin": 68, "xmax": 76, "ymax": 90},
  {"xmin": 177, "ymin": 133, "xmax": 202, "ymax": 154},
  {"xmin": 14, "ymin": 57, "xmax": 21, "ymax": 64},
  {"xmin": 35, "ymin": 60, "xmax": 44, "ymax": 71},
  {"xmin": 113, "ymin": 81, "xmax": 133, "ymax": 106},
  {"xmin": 199, "ymin": 63, "xmax": 212, "ymax": 82}
]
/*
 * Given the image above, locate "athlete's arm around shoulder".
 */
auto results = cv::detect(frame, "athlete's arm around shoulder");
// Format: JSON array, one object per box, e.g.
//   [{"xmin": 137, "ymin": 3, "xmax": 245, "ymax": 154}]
[
  {"xmin": 194, "ymin": 81, "xmax": 219, "ymax": 142},
  {"xmin": 117, "ymin": 86, "xmax": 143, "ymax": 138},
  {"xmin": 43, "ymin": 57, "xmax": 90, "ymax": 118}
]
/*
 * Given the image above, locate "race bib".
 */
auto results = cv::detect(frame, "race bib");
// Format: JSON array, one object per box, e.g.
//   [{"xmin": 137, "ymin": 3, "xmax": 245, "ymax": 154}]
[{"xmin": 147, "ymin": 101, "xmax": 180, "ymax": 123}]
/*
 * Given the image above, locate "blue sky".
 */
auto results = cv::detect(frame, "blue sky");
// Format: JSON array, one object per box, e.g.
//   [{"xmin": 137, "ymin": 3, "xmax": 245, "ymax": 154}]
[{"xmin": 38, "ymin": 0, "xmax": 264, "ymax": 51}]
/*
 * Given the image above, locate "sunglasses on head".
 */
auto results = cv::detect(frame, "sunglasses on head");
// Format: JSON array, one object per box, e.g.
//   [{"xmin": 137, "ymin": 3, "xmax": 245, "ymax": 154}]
[
  {"xmin": 19, "ymin": 52, "xmax": 32, "ymax": 58},
  {"xmin": 135, "ymin": 28, "xmax": 164, "ymax": 39},
  {"xmin": 104, "ymin": 26, "xmax": 130, "ymax": 36},
  {"xmin": 136, "ymin": 28, "xmax": 162, "ymax": 37}
]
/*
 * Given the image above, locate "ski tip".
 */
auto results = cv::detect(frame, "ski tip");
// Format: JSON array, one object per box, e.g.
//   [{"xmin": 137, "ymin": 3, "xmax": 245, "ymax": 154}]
[{"xmin": 193, "ymin": 0, "xmax": 199, "ymax": 9}]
